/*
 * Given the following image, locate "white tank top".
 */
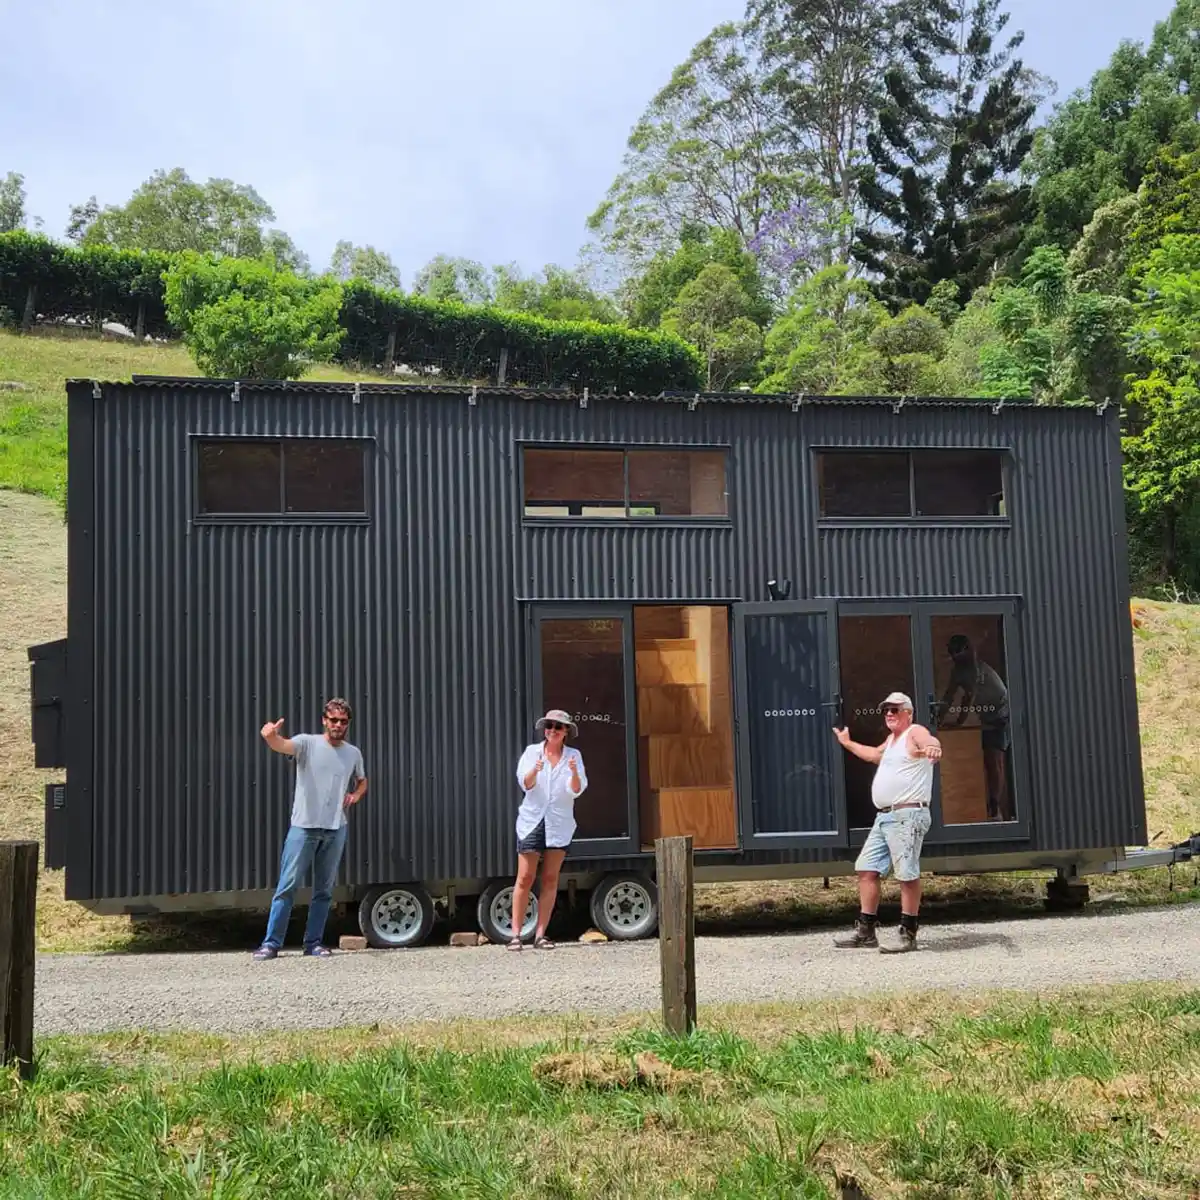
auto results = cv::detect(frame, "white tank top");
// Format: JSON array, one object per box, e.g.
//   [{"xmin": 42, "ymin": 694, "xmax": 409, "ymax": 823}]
[{"xmin": 871, "ymin": 727, "xmax": 934, "ymax": 810}]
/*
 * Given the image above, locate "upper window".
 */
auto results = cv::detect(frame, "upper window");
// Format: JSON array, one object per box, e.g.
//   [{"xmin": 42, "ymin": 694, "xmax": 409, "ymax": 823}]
[
  {"xmin": 817, "ymin": 450, "xmax": 1006, "ymax": 520},
  {"xmin": 197, "ymin": 438, "xmax": 368, "ymax": 518},
  {"xmin": 523, "ymin": 447, "xmax": 728, "ymax": 519}
]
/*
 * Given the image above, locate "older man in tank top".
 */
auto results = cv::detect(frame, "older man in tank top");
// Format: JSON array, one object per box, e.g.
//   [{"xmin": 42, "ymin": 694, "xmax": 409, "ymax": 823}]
[{"xmin": 832, "ymin": 692, "xmax": 942, "ymax": 953}]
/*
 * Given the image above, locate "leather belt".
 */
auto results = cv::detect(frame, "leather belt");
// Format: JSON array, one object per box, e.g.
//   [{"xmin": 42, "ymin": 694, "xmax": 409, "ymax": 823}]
[{"xmin": 878, "ymin": 802, "xmax": 929, "ymax": 814}]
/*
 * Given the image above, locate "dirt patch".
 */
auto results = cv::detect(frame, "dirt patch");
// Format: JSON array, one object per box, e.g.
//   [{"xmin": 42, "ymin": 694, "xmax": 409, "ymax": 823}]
[{"xmin": 532, "ymin": 1050, "xmax": 711, "ymax": 1094}]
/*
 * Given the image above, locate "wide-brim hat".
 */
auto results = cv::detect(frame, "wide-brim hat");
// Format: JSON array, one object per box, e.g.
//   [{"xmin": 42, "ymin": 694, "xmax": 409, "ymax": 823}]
[
  {"xmin": 879, "ymin": 692, "xmax": 913, "ymax": 711},
  {"xmin": 535, "ymin": 709, "xmax": 578, "ymax": 738}
]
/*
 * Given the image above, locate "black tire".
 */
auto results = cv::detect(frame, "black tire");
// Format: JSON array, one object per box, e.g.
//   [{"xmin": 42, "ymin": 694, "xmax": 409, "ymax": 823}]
[
  {"xmin": 477, "ymin": 879, "xmax": 539, "ymax": 945},
  {"xmin": 358, "ymin": 884, "xmax": 437, "ymax": 949},
  {"xmin": 589, "ymin": 873, "xmax": 659, "ymax": 940}
]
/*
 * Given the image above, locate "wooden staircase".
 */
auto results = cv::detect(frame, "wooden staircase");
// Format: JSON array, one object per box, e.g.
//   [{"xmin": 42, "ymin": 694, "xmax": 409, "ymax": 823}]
[{"xmin": 635, "ymin": 607, "xmax": 737, "ymax": 849}]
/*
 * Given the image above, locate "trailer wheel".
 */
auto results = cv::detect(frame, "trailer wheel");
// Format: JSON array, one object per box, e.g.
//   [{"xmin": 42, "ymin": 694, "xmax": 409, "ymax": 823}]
[
  {"xmin": 477, "ymin": 880, "xmax": 539, "ymax": 945},
  {"xmin": 589, "ymin": 873, "xmax": 658, "ymax": 940},
  {"xmin": 358, "ymin": 884, "xmax": 437, "ymax": 949}
]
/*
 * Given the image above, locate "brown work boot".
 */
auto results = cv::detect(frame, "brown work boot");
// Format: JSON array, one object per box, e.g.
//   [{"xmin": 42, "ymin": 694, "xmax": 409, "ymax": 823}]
[
  {"xmin": 833, "ymin": 919, "xmax": 878, "ymax": 948},
  {"xmin": 878, "ymin": 924, "xmax": 918, "ymax": 953}
]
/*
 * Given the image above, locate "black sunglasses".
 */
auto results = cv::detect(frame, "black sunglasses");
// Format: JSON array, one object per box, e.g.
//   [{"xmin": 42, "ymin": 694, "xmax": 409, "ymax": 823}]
[
  {"xmin": 543, "ymin": 722, "xmax": 566, "ymax": 732},
  {"xmin": 881, "ymin": 706, "xmax": 903, "ymax": 715}
]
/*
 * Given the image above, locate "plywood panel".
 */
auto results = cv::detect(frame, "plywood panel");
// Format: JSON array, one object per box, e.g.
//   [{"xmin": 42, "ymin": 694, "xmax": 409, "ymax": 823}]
[
  {"xmin": 645, "ymin": 735, "xmax": 732, "ymax": 788},
  {"xmin": 637, "ymin": 684, "xmax": 710, "ymax": 735},
  {"xmin": 652, "ymin": 787, "xmax": 737, "ymax": 848},
  {"xmin": 523, "ymin": 448, "xmax": 623, "ymax": 505},
  {"xmin": 635, "ymin": 607, "xmax": 687, "ymax": 641},
  {"xmin": 939, "ymin": 727, "xmax": 988, "ymax": 824},
  {"xmin": 636, "ymin": 647, "xmax": 699, "ymax": 685}
]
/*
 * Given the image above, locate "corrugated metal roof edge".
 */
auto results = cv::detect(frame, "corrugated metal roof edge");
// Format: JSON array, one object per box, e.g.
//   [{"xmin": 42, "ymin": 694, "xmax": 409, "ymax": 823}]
[{"xmin": 65, "ymin": 376, "xmax": 1101, "ymax": 413}]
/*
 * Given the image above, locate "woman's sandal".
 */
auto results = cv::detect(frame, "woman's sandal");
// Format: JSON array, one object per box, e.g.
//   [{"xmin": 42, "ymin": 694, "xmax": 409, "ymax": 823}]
[
  {"xmin": 534, "ymin": 936, "xmax": 556, "ymax": 950},
  {"xmin": 506, "ymin": 937, "xmax": 523, "ymax": 951}
]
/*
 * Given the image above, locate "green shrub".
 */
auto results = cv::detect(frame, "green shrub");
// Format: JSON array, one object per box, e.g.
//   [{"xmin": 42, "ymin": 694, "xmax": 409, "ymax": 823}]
[{"xmin": 163, "ymin": 253, "xmax": 344, "ymax": 379}]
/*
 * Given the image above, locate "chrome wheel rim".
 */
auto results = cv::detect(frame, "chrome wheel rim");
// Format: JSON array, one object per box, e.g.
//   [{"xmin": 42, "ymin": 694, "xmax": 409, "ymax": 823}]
[
  {"xmin": 490, "ymin": 887, "xmax": 538, "ymax": 940},
  {"xmin": 370, "ymin": 890, "xmax": 424, "ymax": 946},
  {"xmin": 602, "ymin": 880, "xmax": 655, "ymax": 936}
]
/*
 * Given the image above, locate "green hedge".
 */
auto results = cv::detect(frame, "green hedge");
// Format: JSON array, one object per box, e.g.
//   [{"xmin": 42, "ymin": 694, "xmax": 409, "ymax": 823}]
[
  {"xmin": 338, "ymin": 282, "xmax": 703, "ymax": 392},
  {"xmin": 0, "ymin": 232, "xmax": 172, "ymax": 336},
  {"xmin": 0, "ymin": 233, "xmax": 704, "ymax": 392}
]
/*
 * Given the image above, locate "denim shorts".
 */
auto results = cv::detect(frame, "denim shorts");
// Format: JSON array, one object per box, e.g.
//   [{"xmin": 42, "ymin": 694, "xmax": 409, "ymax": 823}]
[
  {"xmin": 854, "ymin": 807, "xmax": 931, "ymax": 882},
  {"xmin": 515, "ymin": 820, "xmax": 569, "ymax": 855}
]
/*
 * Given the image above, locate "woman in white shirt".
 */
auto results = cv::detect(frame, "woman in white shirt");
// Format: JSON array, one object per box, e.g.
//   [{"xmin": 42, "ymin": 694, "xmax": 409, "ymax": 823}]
[{"xmin": 509, "ymin": 709, "xmax": 588, "ymax": 951}]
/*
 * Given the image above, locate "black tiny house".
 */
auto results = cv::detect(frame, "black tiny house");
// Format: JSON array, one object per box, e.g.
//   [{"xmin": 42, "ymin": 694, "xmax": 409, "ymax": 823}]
[{"xmin": 30, "ymin": 378, "xmax": 1146, "ymax": 945}]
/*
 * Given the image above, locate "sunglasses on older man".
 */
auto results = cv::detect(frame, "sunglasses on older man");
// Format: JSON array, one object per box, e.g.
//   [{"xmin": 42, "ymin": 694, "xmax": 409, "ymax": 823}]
[
  {"xmin": 881, "ymin": 705, "xmax": 903, "ymax": 716},
  {"xmin": 543, "ymin": 722, "xmax": 567, "ymax": 732}
]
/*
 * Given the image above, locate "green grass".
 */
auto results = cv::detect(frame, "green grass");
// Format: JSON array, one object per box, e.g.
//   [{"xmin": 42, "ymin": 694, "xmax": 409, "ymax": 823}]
[
  {"xmin": 4, "ymin": 987, "xmax": 1200, "ymax": 1198},
  {"xmin": 0, "ymin": 328, "xmax": 406, "ymax": 503}
]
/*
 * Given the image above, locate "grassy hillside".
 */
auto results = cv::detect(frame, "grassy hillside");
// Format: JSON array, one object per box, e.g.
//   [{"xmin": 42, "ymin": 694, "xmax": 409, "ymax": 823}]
[
  {"xmin": 0, "ymin": 328, "xmax": 404, "ymax": 502},
  {"xmin": 0, "ymin": 330, "xmax": 1196, "ymax": 951}
]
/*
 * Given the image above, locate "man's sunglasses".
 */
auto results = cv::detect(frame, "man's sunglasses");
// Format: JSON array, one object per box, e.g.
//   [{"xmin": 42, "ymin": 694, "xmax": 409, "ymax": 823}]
[
  {"xmin": 543, "ymin": 722, "xmax": 567, "ymax": 732},
  {"xmin": 881, "ymin": 706, "xmax": 903, "ymax": 716},
  {"xmin": 325, "ymin": 715, "xmax": 349, "ymax": 725}
]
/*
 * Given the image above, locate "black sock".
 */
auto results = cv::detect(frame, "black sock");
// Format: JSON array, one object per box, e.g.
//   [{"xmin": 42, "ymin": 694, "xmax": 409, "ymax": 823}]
[
  {"xmin": 900, "ymin": 913, "xmax": 919, "ymax": 933},
  {"xmin": 858, "ymin": 912, "xmax": 879, "ymax": 926}
]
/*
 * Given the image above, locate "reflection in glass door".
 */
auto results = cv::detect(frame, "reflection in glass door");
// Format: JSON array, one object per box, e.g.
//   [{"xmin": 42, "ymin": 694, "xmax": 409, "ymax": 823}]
[
  {"xmin": 837, "ymin": 612, "xmax": 916, "ymax": 829},
  {"xmin": 928, "ymin": 613, "xmax": 1015, "ymax": 825},
  {"xmin": 734, "ymin": 602, "xmax": 846, "ymax": 847},
  {"xmin": 535, "ymin": 610, "xmax": 636, "ymax": 847}
]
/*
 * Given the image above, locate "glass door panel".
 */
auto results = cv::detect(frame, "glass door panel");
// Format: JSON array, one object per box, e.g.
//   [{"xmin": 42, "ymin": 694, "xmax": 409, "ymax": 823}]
[
  {"xmin": 734, "ymin": 602, "xmax": 847, "ymax": 848},
  {"xmin": 927, "ymin": 612, "xmax": 1016, "ymax": 827},
  {"xmin": 533, "ymin": 607, "xmax": 639, "ymax": 854},
  {"xmin": 837, "ymin": 611, "xmax": 916, "ymax": 830}
]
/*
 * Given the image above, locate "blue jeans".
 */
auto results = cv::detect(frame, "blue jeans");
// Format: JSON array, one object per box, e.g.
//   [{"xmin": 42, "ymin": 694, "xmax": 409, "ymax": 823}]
[{"xmin": 262, "ymin": 824, "xmax": 348, "ymax": 950}]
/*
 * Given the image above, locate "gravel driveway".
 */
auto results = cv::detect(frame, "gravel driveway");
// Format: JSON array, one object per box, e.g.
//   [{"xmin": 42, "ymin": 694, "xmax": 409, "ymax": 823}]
[{"xmin": 35, "ymin": 904, "xmax": 1200, "ymax": 1036}]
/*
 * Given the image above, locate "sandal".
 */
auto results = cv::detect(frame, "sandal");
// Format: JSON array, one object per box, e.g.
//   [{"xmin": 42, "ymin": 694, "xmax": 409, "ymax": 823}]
[
  {"xmin": 534, "ymin": 936, "xmax": 556, "ymax": 950},
  {"xmin": 506, "ymin": 937, "xmax": 523, "ymax": 951},
  {"xmin": 302, "ymin": 945, "xmax": 333, "ymax": 958}
]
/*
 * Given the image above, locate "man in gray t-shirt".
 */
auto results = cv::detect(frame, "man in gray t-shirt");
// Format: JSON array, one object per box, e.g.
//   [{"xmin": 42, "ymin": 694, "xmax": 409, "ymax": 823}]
[{"xmin": 253, "ymin": 697, "xmax": 368, "ymax": 960}]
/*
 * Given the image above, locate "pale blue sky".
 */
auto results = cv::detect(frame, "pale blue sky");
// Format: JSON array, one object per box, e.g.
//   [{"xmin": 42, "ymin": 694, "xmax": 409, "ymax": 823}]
[{"xmin": 0, "ymin": 0, "xmax": 1179, "ymax": 284}]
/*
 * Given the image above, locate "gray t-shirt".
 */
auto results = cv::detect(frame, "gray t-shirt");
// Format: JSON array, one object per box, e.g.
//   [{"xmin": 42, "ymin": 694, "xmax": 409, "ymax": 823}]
[{"xmin": 289, "ymin": 734, "xmax": 365, "ymax": 830}]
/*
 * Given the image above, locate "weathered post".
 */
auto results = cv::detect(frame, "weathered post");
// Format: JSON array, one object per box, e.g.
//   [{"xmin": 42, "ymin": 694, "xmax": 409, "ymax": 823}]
[
  {"xmin": 655, "ymin": 834, "xmax": 696, "ymax": 1036},
  {"xmin": 0, "ymin": 841, "xmax": 38, "ymax": 1079}
]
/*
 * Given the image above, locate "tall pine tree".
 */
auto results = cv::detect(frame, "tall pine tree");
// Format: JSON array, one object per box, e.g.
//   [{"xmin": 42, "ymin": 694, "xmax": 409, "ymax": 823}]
[{"xmin": 853, "ymin": 0, "xmax": 1039, "ymax": 308}]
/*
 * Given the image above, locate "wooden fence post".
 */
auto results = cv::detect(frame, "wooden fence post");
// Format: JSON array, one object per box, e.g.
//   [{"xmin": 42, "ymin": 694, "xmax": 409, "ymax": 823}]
[
  {"xmin": 655, "ymin": 834, "xmax": 696, "ymax": 1036},
  {"xmin": 0, "ymin": 841, "xmax": 38, "ymax": 1079},
  {"xmin": 20, "ymin": 283, "xmax": 37, "ymax": 333}
]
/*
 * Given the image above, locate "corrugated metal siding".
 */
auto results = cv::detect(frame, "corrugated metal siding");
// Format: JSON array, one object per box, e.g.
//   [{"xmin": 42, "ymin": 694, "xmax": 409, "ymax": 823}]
[{"xmin": 71, "ymin": 383, "xmax": 1144, "ymax": 899}]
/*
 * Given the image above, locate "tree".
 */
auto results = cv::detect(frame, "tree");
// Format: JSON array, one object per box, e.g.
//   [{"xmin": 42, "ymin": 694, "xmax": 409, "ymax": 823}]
[
  {"xmin": 1065, "ymin": 195, "xmax": 1139, "ymax": 296},
  {"xmin": 411, "ymin": 255, "xmax": 493, "ymax": 305},
  {"xmin": 1025, "ymin": 0, "xmax": 1200, "ymax": 253},
  {"xmin": 66, "ymin": 195, "xmax": 100, "ymax": 244},
  {"xmin": 747, "ymin": 0, "xmax": 900, "ymax": 256},
  {"xmin": 329, "ymin": 240, "xmax": 401, "ymax": 289},
  {"xmin": 662, "ymin": 263, "xmax": 764, "ymax": 389},
  {"xmin": 163, "ymin": 253, "xmax": 343, "ymax": 379},
  {"xmin": 853, "ymin": 0, "xmax": 1040, "ymax": 308},
  {"xmin": 623, "ymin": 225, "xmax": 772, "ymax": 330},
  {"xmin": 83, "ymin": 168, "xmax": 277, "ymax": 257},
  {"xmin": 587, "ymin": 22, "xmax": 801, "ymax": 273},
  {"xmin": 263, "ymin": 230, "xmax": 311, "ymax": 277},
  {"xmin": 756, "ymin": 265, "xmax": 885, "ymax": 392},
  {"xmin": 491, "ymin": 264, "xmax": 621, "ymax": 324},
  {"xmin": 0, "ymin": 172, "xmax": 27, "ymax": 233}
]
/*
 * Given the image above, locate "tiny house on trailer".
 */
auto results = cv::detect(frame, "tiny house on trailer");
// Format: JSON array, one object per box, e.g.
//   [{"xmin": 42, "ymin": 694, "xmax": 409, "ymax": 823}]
[{"xmin": 29, "ymin": 377, "xmax": 1147, "ymax": 947}]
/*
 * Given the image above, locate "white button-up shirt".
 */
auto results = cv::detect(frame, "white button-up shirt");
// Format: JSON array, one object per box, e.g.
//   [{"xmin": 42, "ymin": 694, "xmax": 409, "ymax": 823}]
[{"xmin": 515, "ymin": 742, "xmax": 589, "ymax": 846}]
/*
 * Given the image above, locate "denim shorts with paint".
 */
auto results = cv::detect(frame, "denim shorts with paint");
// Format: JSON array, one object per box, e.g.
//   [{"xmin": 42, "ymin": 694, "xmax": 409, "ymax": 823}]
[{"xmin": 854, "ymin": 806, "xmax": 932, "ymax": 882}]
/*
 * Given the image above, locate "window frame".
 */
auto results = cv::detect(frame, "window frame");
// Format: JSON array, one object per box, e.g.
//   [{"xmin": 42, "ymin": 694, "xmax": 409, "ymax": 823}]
[
  {"xmin": 814, "ymin": 446, "xmax": 1012, "ymax": 528},
  {"xmin": 191, "ymin": 434, "xmax": 374, "ymax": 525},
  {"xmin": 519, "ymin": 441, "xmax": 734, "ymax": 528}
]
